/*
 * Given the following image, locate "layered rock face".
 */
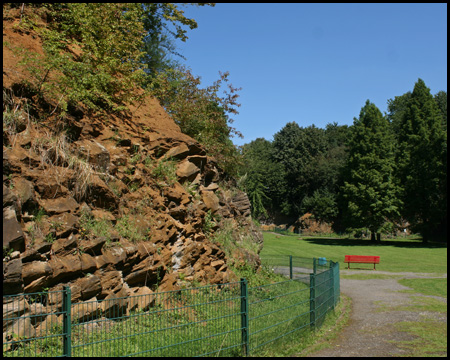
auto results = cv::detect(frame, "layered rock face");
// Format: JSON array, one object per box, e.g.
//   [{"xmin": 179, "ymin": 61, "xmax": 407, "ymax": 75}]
[
  {"xmin": 2, "ymin": 6, "xmax": 263, "ymax": 339},
  {"xmin": 3, "ymin": 100, "xmax": 262, "ymax": 295}
]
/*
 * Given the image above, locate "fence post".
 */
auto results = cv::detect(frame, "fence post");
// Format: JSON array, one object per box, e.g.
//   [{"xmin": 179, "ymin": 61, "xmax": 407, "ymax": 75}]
[
  {"xmin": 335, "ymin": 262, "xmax": 340, "ymax": 305},
  {"xmin": 63, "ymin": 286, "xmax": 72, "ymax": 357},
  {"xmin": 313, "ymin": 257, "xmax": 317, "ymax": 274},
  {"xmin": 289, "ymin": 255, "xmax": 293, "ymax": 280},
  {"xmin": 309, "ymin": 273, "xmax": 316, "ymax": 331},
  {"xmin": 329, "ymin": 262, "xmax": 335, "ymax": 310},
  {"xmin": 331, "ymin": 261, "xmax": 336, "ymax": 309},
  {"xmin": 240, "ymin": 278, "xmax": 249, "ymax": 357}
]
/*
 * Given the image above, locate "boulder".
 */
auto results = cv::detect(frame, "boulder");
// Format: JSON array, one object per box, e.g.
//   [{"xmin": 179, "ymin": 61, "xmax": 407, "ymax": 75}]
[
  {"xmin": 27, "ymin": 302, "xmax": 49, "ymax": 326},
  {"xmin": 101, "ymin": 292, "xmax": 128, "ymax": 318},
  {"xmin": 3, "ymin": 258, "xmax": 24, "ymax": 295},
  {"xmin": 51, "ymin": 235, "xmax": 78, "ymax": 256},
  {"xmin": 4, "ymin": 315, "xmax": 36, "ymax": 342},
  {"xmin": 24, "ymin": 276, "xmax": 51, "ymax": 293},
  {"xmin": 12, "ymin": 178, "xmax": 38, "ymax": 214},
  {"xmin": 3, "ymin": 184, "xmax": 18, "ymax": 208},
  {"xmin": 128, "ymin": 286, "xmax": 155, "ymax": 312},
  {"xmin": 91, "ymin": 209, "xmax": 116, "ymax": 222},
  {"xmin": 38, "ymin": 196, "xmax": 79, "ymax": 215},
  {"xmin": 35, "ymin": 314, "xmax": 63, "ymax": 338},
  {"xmin": 79, "ymin": 275, "xmax": 102, "ymax": 300},
  {"xmin": 157, "ymin": 272, "xmax": 179, "ymax": 293},
  {"xmin": 71, "ymin": 296, "xmax": 102, "ymax": 324},
  {"xmin": 97, "ymin": 270, "xmax": 124, "ymax": 297},
  {"xmin": 47, "ymin": 213, "xmax": 79, "ymax": 239},
  {"xmin": 34, "ymin": 177, "xmax": 70, "ymax": 199},
  {"xmin": 20, "ymin": 248, "xmax": 47, "ymax": 263},
  {"xmin": 80, "ymin": 236, "xmax": 107, "ymax": 256},
  {"xmin": 85, "ymin": 175, "xmax": 118, "ymax": 210},
  {"xmin": 48, "ymin": 254, "xmax": 82, "ymax": 283},
  {"xmin": 96, "ymin": 246, "xmax": 127, "ymax": 270},
  {"xmin": 3, "ymin": 206, "xmax": 25, "ymax": 253},
  {"xmin": 201, "ymin": 190, "xmax": 220, "ymax": 213},
  {"xmin": 163, "ymin": 182, "xmax": 190, "ymax": 204},
  {"xmin": 80, "ymin": 253, "xmax": 97, "ymax": 273},
  {"xmin": 124, "ymin": 257, "xmax": 166, "ymax": 287},
  {"xmin": 231, "ymin": 191, "xmax": 252, "ymax": 217},
  {"xmin": 176, "ymin": 160, "xmax": 200, "ymax": 180},
  {"xmin": 186, "ymin": 155, "xmax": 208, "ymax": 170},
  {"xmin": 163, "ymin": 142, "xmax": 190, "ymax": 159},
  {"xmin": 22, "ymin": 261, "xmax": 52, "ymax": 285},
  {"xmin": 75, "ymin": 139, "xmax": 110, "ymax": 172},
  {"xmin": 3, "ymin": 295, "xmax": 29, "ymax": 331}
]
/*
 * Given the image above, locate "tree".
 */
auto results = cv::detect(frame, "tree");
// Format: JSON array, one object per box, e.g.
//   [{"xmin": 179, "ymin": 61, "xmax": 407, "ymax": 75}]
[
  {"xmin": 393, "ymin": 79, "xmax": 447, "ymax": 242},
  {"xmin": 272, "ymin": 122, "xmax": 328, "ymax": 217},
  {"xmin": 342, "ymin": 100, "xmax": 400, "ymax": 241},
  {"xmin": 149, "ymin": 65, "xmax": 243, "ymax": 175},
  {"xmin": 13, "ymin": 3, "xmax": 213, "ymax": 115},
  {"xmin": 140, "ymin": 3, "xmax": 215, "ymax": 79},
  {"xmin": 434, "ymin": 90, "xmax": 447, "ymax": 132},
  {"xmin": 241, "ymin": 138, "xmax": 285, "ymax": 219},
  {"xmin": 302, "ymin": 189, "xmax": 338, "ymax": 224}
]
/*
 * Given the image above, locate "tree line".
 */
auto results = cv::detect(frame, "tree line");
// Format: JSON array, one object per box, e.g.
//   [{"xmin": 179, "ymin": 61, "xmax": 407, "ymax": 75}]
[
  {"xmin": 240, "ymin": 80, "xmax": 447, "ymax": 242},
  {"xmin": 9, "ymin": 4, "xmax": 447, "ymax": 242}
]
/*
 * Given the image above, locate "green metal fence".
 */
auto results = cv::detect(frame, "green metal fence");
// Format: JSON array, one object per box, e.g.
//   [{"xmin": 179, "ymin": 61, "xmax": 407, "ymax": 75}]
[{"xmin": 3, "ymin": 256, "xmax": 339, "ymax": 357}]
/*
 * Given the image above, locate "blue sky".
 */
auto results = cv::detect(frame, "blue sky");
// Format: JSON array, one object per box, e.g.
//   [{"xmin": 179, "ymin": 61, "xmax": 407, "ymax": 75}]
[{"xmin": 174, "ymin": 3, "xmax": 447, "ymax": 146}]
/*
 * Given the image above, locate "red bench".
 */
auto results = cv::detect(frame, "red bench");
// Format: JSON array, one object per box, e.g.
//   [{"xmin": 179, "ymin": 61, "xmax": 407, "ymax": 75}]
[{"xmin": 344, "ymin": 255, "xmax": 380, "ymax": 270}]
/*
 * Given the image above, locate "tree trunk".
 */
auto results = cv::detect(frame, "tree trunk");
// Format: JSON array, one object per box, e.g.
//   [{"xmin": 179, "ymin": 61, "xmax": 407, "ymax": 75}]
[
  {"xmin": 376, "ymin": 232, "xmax": 381, "ymax": 242},
  {"xmin": 371, "ymin": 232, "xmax": 376, "ymax": 242}
]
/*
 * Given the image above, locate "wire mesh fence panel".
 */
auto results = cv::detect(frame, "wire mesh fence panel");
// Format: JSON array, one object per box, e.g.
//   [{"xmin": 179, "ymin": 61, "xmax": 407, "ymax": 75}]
[
  {"xmin": 3, "ymin": 257, "xmax": 340, "ymax": 357},
  {"xmin": 313, "ymin": 270, "xmax": 334, "ymax": 328},
  {"xmin": 333, "ymin": 261, "xmax": 341, "ymax": 306},
  {"xmin": 3, "ymin": 290, "xmax": 66, "ymax": 357},
  {"xmin": 260, "ymin": 255, "xmax": 315, "ymax": 279},
  {"xmin": 248, "ymin": 279, "xmax": 311, "ymax": 355},
  {"xmin": 70, "ymin": 281, "xmax": 242, "ymax": 357},
  {"xmin": 291, "ymin": 256, "xmax": 317, "ymax": 277}
]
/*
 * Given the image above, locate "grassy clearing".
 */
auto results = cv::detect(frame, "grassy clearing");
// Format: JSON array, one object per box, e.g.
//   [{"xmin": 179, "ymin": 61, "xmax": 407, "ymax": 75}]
[
  {"xmin": 260, "ymin": 232, "xmax": 447, "ymax": 274},
  {"xmin": 370, "ymin": 277, "xmax": 447, "ymax": 357},
  {"xmin": 261, "ymin": 231, "xmax": 447, "ymax": 357},
  {"xmin": 397, "ymin": 278, "xmax": 447, "ymax": 298},
  {"xmin": 392, "ymin": 319, "xmax": 447, "ymax": 357},
  {"xmin": 384, "ymin": 287, "xmax": 447, "ymax": 357}
]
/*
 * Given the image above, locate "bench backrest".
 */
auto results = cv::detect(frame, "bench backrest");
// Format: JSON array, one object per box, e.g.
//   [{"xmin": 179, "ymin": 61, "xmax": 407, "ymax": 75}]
[{"xmin": 344, "ymin": 255, "xmax": 380, "ymax": 263}]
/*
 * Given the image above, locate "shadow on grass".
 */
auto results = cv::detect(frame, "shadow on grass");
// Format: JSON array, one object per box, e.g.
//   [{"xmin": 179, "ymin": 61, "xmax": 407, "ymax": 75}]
[{"xmin": 301, "ymin": 237, "xmax": 447, "ymax": 249}]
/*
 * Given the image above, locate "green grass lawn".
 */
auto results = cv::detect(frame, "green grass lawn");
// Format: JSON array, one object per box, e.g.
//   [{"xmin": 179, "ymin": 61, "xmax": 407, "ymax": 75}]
[
  {"xmin": 260, "ymin": 232, "xmax": 447, "ymax": 274},
  {"xmin": 261, "ymin": 231, "xmax": 447, "ymax": 357}
]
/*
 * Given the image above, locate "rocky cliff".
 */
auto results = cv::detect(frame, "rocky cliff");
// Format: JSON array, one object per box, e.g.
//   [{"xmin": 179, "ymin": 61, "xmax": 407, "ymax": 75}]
[{"xmin": 3, "ymin": 5, "xmax": 263, "ymax": 308}]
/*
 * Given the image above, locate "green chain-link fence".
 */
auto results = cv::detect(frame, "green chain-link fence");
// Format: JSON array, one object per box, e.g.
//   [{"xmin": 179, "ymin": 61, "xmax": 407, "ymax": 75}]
[{"xmin": 3, "ymin": 256, "xmax": 339, "ymax": 357}]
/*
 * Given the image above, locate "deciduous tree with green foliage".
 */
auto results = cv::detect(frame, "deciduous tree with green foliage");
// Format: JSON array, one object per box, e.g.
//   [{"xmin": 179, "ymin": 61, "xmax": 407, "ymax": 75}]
[
  {"xmin": 271, "ymin": 122, "xmax": 329, "ymax": 217},
  {"xmin": 241, "ymin": 138, "xmax": 285, "ymax": 219},
  {"xmin": 149, "ymin": 65, "xmax": 243, "ymax": 175},
  {"xmin": 341, "ymin": 100, "xmax": 400, "ymax": 241}
]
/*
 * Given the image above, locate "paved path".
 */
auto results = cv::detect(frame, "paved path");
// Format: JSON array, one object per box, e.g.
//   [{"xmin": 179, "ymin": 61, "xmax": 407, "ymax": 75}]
[{"xmin": 304, "ymin": 270, "xmax": 447, "ymax": 357}]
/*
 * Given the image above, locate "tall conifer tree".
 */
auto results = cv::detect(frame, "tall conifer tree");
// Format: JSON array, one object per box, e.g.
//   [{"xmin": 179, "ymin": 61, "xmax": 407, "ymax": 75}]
[
  {"xmin": 395, "ymin": 79, "xmax": 447, "ymax": 242},
  {"xmin": 342, "ymin": 100, "xmax": 400, "ymax": 241}
]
